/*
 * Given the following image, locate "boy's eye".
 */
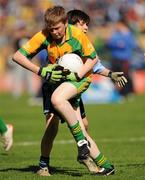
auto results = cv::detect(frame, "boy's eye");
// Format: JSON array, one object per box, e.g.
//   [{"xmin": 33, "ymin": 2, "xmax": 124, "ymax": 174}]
[{"xmin": 80, "ymin": 22, "xmax": 84, "ymax": 26}]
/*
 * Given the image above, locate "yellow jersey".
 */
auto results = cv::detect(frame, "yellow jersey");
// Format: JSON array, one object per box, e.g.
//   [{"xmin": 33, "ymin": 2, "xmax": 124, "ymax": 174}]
[{"xmin": 19, "ymin": 24, "xmax": 97, "ymax": 64}]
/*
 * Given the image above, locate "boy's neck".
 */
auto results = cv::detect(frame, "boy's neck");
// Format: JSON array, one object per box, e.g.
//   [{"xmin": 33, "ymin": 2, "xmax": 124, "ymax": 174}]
[{"xmin": 55, "ymin": 35, "xmax": 66, "ymax": 45}]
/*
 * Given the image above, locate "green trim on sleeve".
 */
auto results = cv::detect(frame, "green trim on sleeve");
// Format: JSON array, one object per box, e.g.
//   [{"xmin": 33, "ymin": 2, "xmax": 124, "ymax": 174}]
[
  {"xmin": 89, "ymin": 51, "xmax": 97, "ymax": 59},
  {"xmin": 19, "ymin": 48, "xmax": 29, "ymax": 57},
  {"xmin": 19, "ymin": 44, "xmax": 46, "ymax": 60},
  {"xmin": 81, "ymin": 51, "xmax": 97, "ymax": 59},
  {"xmin": 19, "ymin": 48, "xmax": 37, "ymax": 59}
]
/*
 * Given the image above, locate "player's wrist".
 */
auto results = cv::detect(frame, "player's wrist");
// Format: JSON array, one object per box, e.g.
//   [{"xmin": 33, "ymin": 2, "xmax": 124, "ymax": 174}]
[
  {"xmin": 108, "ymin": 71, "xmax": 112, "ymax": 78},
  {"xmin": 38, "ymin": 67, "xmax": 43, "ymax": 76},
  {"xmin": 74, "ymin": 72, "xmax": 82, "ymax": 81}
]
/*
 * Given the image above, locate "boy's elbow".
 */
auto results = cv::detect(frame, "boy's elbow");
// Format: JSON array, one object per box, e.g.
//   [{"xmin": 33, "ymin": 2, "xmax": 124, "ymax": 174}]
[
  {"xmin": 12, "ymin": 55, "xmax": 16, "ymax": 62},
  {"xmin": 12, "ymin": 51, "xmax": 19, "ymax": 63}
]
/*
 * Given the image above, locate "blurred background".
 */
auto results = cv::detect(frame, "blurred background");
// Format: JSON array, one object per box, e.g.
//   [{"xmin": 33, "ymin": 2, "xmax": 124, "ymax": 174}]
[{"xmin": 0, "ymin": 0, "xmax": 145, "ymax": 104}]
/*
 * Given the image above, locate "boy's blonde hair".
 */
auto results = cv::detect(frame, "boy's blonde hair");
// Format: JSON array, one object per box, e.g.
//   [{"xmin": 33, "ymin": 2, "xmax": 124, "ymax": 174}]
[{"xmin": 44, "ymin": 6, "xmax": 67, "ymax": 30}]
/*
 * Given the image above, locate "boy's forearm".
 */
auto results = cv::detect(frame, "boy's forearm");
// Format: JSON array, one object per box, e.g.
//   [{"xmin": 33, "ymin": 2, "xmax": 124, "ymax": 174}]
[
  {"xmin": 77, "ymin": 57, "xmax": 97, "ymax": 78},
  {"xmin": 97, "ymin": 68, "xmax": 110, "ymax": 77},
  {"xmin": 12, "ymin": 50, "xmax": 40, "ymax": 75}
]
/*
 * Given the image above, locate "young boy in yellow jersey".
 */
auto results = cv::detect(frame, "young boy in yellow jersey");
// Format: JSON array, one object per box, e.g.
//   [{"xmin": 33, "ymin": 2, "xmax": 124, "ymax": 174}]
[
  {"xmin": 12, "ymin": 5, "xmax": 98, "ymax": 175},
  {"xmin": 12, "ymin": 6, "xmax": 126, "ymax": 176},
  {"xmin": 37, "ymin": 9, "xmax": 127, "ymax": 176}
]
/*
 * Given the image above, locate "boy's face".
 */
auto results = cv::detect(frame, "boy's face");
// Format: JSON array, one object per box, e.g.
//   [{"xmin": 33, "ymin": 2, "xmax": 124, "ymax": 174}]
[
  {"xmin": 49, "ymin": 22, "xmax": 67, "ymax": 40},
  {"xmin": 76, "ymin": 20, "xmax": 88, "ymax": 33}
]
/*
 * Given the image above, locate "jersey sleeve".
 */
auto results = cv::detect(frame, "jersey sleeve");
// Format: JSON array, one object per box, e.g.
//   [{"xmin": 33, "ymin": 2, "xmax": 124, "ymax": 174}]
[
  {"xmin": 78, "ymin": 32, "xmax": 97, "ymax": 59},
  {"xmin": 19, "ymin": 31, "xmax": 48, "ymax": 59}
]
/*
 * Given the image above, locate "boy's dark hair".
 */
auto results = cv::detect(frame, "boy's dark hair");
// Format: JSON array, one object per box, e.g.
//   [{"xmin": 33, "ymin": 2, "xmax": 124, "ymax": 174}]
[{"xmin": 67, "ymin": 9, "xmax": 90, "ymax": 25}]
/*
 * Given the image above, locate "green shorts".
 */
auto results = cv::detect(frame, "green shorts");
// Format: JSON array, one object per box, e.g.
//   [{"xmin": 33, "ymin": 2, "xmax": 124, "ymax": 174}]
[
  {"xmin": 68, "ymin": 76, "xmax": 91, "ymax": 94},
  {"xmin": 67, "ymin": 76, "xmax": 91, "ymax": 107}
]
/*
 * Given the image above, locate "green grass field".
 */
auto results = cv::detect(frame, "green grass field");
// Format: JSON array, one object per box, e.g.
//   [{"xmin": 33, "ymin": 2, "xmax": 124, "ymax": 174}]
[{"xmin": 0, "ymin": 93, "xmax": 145, "ymax": 180}]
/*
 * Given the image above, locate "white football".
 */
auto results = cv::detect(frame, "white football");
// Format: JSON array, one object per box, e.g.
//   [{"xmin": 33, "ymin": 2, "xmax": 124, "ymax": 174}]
[{"xmin": 57, "ymin": 53, "xmax": 83, "ymax": 72}]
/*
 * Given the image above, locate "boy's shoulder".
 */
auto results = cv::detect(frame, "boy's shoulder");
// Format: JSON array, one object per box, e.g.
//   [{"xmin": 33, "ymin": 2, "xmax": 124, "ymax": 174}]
[
  {"xmin": 31, "ymin": 30, "xmax": 48, "ymax": 40},
  {"xmin": 31, "ymin": 29, "xmax": 52, "ymax": 43},
  {"xmin": 69, "ymin": 24, "xmax": 84, "ymax": 37}
]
